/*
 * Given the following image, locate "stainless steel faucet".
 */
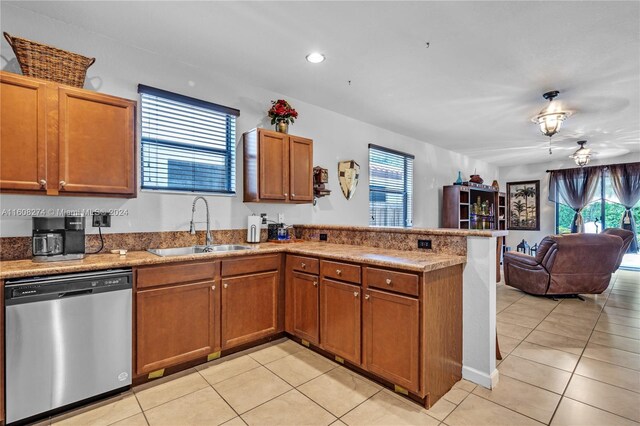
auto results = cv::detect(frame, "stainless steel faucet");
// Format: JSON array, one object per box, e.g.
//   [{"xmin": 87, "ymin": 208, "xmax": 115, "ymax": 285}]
[{"xmin": 189, "ymin": 196, "xmax": 213, "ymax": 246}]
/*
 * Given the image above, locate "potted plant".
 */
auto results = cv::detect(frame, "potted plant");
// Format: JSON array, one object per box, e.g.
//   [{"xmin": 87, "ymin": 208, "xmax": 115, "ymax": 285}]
[{"xmin": 268, "ymin": 99, "xmax": 298, "ymax": 133}]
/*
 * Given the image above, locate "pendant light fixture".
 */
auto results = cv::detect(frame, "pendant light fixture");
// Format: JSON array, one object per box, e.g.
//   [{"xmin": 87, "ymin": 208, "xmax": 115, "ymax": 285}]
[
  {"xmin": 532, "ymin": 91, "xmax": 572, "ymax": 137},
  {"xmin": 532, "ymin": 91, "xmax": 572, "ymax": 154},
  {"xmin": 570, "ymin": 140, "xmax": 592, "ymax": 167}
]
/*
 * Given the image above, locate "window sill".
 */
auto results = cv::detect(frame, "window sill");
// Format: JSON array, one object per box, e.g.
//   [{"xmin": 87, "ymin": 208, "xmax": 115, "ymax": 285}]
[{"xmin": 140, "ymin": 188, "xmax": 237, "ymax": 197}]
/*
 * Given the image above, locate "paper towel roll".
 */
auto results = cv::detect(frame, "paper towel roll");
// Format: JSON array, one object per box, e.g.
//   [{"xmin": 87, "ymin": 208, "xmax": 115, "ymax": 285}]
[{"xmin": 247, "ymin": 215, "xmax": 262, "ymax": 243}]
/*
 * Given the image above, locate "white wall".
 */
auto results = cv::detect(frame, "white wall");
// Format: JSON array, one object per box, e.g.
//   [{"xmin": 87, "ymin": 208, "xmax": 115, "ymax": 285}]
[
  {"xmin": 499, "ymin": 153, "xmax": 640, "ymax": 249},
  {"xmin": 0, "ymin": 4, "xmax": 498, "ymax": 237}
]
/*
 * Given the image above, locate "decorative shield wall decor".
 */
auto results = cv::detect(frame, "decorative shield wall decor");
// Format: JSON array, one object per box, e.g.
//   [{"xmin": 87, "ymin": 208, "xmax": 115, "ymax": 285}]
[{"xmin": 338, "ymin": 160, "xmax": 360, "ymax": 200}]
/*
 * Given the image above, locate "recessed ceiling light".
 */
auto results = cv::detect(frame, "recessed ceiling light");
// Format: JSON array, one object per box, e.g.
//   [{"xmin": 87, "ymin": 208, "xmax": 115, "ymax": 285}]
[{"xmin": 306, "ymin": 52, "xmax": 325, "ymax": 63}]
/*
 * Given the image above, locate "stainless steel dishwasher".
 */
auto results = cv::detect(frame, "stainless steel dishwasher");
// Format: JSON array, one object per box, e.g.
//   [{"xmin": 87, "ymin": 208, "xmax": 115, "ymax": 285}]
[{"xmin": 5, "ymin": 269, "xmax": 132, "ymax": 424}]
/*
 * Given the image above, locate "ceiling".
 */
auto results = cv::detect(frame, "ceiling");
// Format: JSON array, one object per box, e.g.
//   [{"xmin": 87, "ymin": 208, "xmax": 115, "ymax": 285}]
[{"xmin": 8, "ymin": 1, "xmax": 640, "ymax": 166}]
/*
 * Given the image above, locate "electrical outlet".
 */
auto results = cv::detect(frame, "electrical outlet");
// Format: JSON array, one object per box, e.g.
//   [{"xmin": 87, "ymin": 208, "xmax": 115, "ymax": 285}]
[
  {"xmin": 92, "ymin": 212, "xmax": 111, "ymax": 227},
  {"xmin": 260, "ymin": 213, "xmax": 267, "ymax": 224},
  {"xmin": 417, "ymin": 239, "xmax": 432, "ymax": 249},
  {"xmin": 278, "ymin": 213, "xmax": 285, "ymax": 224},
  {"xmin": 319, "ymin": 233, "xmax": 328, "ymax": 241}
]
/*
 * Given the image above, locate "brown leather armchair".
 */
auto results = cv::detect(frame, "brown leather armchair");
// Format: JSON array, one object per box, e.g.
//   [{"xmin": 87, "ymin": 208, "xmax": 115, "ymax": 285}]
[
  {"xmin": 504, "ymin": 233, "xmax": 623, "ymax": 296},
  {"xmin": 601, "ymin": 228, "xmax": 634, "ymax": 270}
]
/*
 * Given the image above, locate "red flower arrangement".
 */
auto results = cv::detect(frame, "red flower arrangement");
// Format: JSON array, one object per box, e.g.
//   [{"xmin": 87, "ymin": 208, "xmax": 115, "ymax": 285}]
[{"xmin": 268, "ymin": 99, "xmax": 298, "ymax": 125}]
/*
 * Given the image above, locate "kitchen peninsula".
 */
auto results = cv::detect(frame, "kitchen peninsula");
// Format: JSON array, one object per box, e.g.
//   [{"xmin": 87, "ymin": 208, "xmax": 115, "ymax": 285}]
[{"xmin": 0, "ymin": 225, "xmax": 506, "ymax": 415}]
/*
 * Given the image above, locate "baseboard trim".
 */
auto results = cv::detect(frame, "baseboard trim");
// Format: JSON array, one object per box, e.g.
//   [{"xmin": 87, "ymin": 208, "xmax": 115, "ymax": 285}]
[{"xmin": 462, "ymin": 366, "xmax": 499, "ymax": 389}]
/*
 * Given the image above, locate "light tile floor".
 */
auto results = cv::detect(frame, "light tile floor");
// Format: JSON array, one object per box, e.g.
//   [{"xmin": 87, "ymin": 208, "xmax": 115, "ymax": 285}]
[{"xmin": 46, "ymin": 269, "xmax": 639, "ymax": 426}]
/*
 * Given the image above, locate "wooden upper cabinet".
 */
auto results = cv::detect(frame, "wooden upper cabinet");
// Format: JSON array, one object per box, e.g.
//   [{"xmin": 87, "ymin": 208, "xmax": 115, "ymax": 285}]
[
  {"xmin": 258, "ymin": 130, "xmax": 288, "ymax": 200},
  {"xmin": 0, "ymin": 71, "xmax": 136, "ymax": 197},
  {"xmin": 289, "ymin": 136, "xmax": 313, "ymax": 202},
  {"xmin": 321, "ymin": 279, "xmax": 362, "ymax": 364},
  {"xmin": 58, "ymin": 87, "xmax": 136, "ymax": 195},
  {"xmin": 0, "ymin": 72, "xmax": 47, "ymax": 192},
  {"xmin": 243, "ymin": 128, "xmax": 313, "ymax": 203},
  {"xmin": 363, "ymin": 288, "xmax": 420, "ymax": 393}
]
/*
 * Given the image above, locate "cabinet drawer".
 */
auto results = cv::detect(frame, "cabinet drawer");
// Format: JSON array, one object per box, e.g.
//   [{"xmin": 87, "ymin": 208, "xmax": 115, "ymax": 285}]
[
  {"xmin": 221, "ymin": 254, "xmax": 280, "ymax": 277},
  {"xmin": 366, "ymin": 268, "xmax": 419, "ymax": 297},
  {"xmin": 321, "ymin": 260, "xmax": 361, "ymax": 284},
  {"xmin": 288, "ymin": 255, "xmax": 319, "ymax": 274},
  {"xmin": 137, "ymin": 261, "xmax": 215, "ymax": 289}
]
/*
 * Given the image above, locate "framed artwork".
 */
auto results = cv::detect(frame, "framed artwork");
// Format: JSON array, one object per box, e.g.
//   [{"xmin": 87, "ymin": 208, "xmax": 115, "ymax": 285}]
[{"xmin": 507, "ymin": 180, "xmax": 540, "ymax": 231}]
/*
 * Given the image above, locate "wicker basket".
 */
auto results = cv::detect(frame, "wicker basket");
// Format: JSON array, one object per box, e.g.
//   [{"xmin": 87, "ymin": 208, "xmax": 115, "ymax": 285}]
[{"xmin": 4, "ymin": 32, "xmax": 95, "ymax": 88}]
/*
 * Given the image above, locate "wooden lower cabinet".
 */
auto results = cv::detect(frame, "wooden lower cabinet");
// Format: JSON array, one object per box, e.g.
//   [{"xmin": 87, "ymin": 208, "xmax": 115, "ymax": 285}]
[
  {"xmin": 222, "ymin": 271, "xmax": 279, "ymax": 349},
  {"xmin": 136, "ymin": 280, "xmax": 218, "ymax": 375},
  {"xmin": 363, "ymin": 288, "xmax": 420, "ymax": 393},
  {"xmin": 320, "ymin": 279, "xmax": 361, "ymax": 364},
  {"xmin": 290, "ymin": 271, "xmax": 320, "ymax": 344},
  {"xmin": 130, "ymin": 253, "xmax": 461, "ymax": 409}
]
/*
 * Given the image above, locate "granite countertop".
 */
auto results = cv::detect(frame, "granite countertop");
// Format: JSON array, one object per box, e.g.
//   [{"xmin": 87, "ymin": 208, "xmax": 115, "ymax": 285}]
[
  {"xmin": 0, "ymin": 241, "xmax": 465, "ymax": 280},
  {"xmin": 294, "ymin": 224, "xmax": 509, "ymax": 237}
]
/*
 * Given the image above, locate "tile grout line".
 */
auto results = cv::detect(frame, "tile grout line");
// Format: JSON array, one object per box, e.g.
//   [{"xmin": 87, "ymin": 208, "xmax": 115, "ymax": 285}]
[
  {"xmin": 130, "ymin": 393, "xmax": 151, "ymax": 426},
  {"xmin": 195, "ymin": 365, "xmax": 245, "ymax": 421},
  {"xmin": 133, "ymin": 376, "xmax": 211, "ymax": 415},
  {"xmin": 335, "ymin": 389, "xmax": 383, "ymax": 422}
]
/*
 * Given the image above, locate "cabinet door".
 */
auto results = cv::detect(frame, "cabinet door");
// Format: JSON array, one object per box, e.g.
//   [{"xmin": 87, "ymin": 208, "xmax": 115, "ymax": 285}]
[
  {"xmin": 321, "ymin": 279, "xmax": 361, "ymax": 364},
  {"xmin": 363, "ymin": 288, "xmax": 419, "ymax": 392},
  {"xmin": 258, "ymin": 130, "xmax": 289, "ymax": 200},
  {"xmin": 289, "ymin": 136, "xmax": 313, "ymax": 202},
  {"xmin": 136, "ymin": 281, "xmax": 217, "ymax": 375},
  {"xmin": 58, "ymin": 87, "xmax": 136, "ymax": 195},
  {"xmin": 291, "ymin": 271, "xmax": 319, "ymax": 344},
  {"xmin": 222, "ymin": 271, "xmax": 278, "ymax": 348},
  {"xmin": 0, "ymin": 73, "xmax": 47, "ymax": 192}
]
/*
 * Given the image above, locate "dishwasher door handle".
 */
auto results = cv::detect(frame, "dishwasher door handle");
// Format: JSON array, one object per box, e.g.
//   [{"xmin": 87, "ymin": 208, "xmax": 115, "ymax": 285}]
[{"xmin": 58, "ymin": 289, "xmax": 93, "ymax": 298}]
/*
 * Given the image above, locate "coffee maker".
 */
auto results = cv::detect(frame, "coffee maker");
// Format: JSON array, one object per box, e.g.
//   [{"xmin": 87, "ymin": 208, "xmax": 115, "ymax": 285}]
[{"xmin": 32, "ymin": 214, "xmax": 86, "ymax": 262}]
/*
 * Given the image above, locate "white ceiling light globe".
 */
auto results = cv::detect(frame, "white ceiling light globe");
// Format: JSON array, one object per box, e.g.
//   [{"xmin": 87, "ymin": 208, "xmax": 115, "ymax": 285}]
[{"xmin": 306, "ymin": 52, "xmax": 325, "ymax": 63}]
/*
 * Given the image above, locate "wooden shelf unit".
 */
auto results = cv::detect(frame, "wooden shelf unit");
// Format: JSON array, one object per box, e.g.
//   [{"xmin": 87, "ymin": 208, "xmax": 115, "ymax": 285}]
[{"xmin": 442, "ymin": 185, "xmax": 506, "ymax": 231}]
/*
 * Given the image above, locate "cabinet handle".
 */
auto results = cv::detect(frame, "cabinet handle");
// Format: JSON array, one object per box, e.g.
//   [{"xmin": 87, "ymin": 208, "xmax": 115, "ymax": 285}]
[
  {"xmin": 354, "ymin": 291, "xmax": 359, "ymax": 297},
  {"xmin": 386, "ymin": 278, "xmax": 392, "ymax": 285},
  {"xmin": 313, "ymin": 281, "xmax": 318, "ymax": 287},
  {"xmin": 365, "ymin": 294, "xmax": 370, "ymax": 300},
  {"xmin": 39, "ymin": 179, "xmax": 47, "ymax": 188},
  {"xmin": 211, "ymin": 285, "xmax": 216, "ymax": 290},
  {"xmin": 336, "ymin": 269, "xmax": 342, "ymax": 275},
  {"xmin": 301, "ymin": 263, "xmax": 306, "ymax": 268},
  {"xmin": 292, "ymin": 193, "xmax": 296, "ymax": 197},
  {"xmin": 59, "ymin": 180, "xmax": 66, "ymax": 188},
  {"xmin": 284, "ymin": 193, "xmax": 288, "ymax": 196},
  {"xmin": 223, "ymin": 283, "xmax": 228, "ymax": 289}
]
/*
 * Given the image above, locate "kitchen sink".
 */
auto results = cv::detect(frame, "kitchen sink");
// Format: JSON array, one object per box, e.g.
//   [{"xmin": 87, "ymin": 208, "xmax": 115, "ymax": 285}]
[{"xmin": 147, "ymin": 244, "xmax": 255, "ymax": 257}]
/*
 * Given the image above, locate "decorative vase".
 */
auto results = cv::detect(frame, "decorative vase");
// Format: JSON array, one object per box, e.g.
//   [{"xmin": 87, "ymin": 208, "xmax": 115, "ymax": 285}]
[
  {"xmin": 470, "ymin": 174, "xmax": 484, "ymax": 184},
  {"xmin": 454, "ymin": 171, "xmax": 463, "ymax": 185},
  {"xmin": 275, "ymin": 121, "xmax": 289, "ymax": 134},
  {"xmin": 491, "ymin": 180, "xmax": 500, "ymax": 191}
]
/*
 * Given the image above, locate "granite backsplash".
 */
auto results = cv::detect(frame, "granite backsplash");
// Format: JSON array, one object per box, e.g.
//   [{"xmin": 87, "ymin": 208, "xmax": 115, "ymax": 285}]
[
  {"xmin": 0, "ymin": 226, "xmax": 468, "ymax": 261},
  {"xmin": 293, "ymin": 226, "xmax": 466, "ymax": 256},
  {"xmin": 0, "ymin": 229, "xmax": 267, "ymax": 261}
]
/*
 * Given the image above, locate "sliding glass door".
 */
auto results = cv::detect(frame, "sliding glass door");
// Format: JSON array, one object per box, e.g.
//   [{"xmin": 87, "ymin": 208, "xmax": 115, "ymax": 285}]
[{"xmin": 556, "ymin": 172, "xmax": 640, "ymax": 239}]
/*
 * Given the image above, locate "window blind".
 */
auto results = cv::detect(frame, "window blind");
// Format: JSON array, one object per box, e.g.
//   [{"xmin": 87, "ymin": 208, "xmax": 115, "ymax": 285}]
[
  {"xmin": 369, "ymin": 144, "xmax": 414, "ymax": 227},
  {"xmin": 138, "ymin": 85, "xmax": 239, "ymax": 194}
]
